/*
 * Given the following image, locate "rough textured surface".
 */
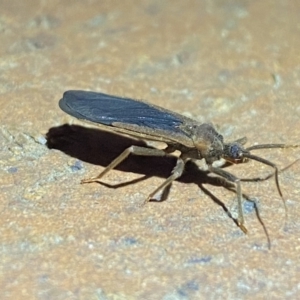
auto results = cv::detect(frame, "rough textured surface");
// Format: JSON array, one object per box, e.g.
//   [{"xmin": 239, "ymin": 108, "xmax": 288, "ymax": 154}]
[{"xmin": 1, "ymin": 1, "xmax": 300, "ymax": 299}]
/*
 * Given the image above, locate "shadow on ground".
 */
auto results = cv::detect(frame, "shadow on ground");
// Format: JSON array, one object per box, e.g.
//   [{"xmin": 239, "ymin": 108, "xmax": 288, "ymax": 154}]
[{"xmin": 46, "ymin": 124, "xmax": 262, "ymax": 231}]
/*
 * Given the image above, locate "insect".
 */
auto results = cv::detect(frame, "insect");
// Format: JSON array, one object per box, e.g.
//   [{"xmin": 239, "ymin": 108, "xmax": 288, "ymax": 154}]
[{"xmin": 59, "ymin": 90, "xmax": 298, "ymax": 234}]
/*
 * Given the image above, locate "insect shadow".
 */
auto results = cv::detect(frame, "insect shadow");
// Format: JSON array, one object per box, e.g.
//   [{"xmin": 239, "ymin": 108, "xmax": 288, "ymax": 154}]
[{"xmin": 47, "ymin": 124, "xmax": 275, "ymax": 244}]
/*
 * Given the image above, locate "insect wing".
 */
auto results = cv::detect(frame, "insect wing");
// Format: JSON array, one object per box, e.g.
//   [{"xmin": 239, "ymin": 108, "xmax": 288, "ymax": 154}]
[{"xmin": 59, "ymin": 90, "xmax": 192, "ymax": 145}]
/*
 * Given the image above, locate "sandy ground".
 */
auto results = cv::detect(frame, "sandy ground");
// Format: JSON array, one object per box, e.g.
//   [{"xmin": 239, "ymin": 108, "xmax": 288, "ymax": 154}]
[{"xmin": 1, "ymin": 1, "xmax": 300, "ymax": 299}]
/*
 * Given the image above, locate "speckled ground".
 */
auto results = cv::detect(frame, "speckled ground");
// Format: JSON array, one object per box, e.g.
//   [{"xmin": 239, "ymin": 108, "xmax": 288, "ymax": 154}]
[{"xmin": 1, "ymin": 1, "xmax": 300, "ymax": 299}]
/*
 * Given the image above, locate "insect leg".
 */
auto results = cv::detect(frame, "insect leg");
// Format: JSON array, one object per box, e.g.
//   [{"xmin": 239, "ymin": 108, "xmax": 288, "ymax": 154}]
[
  {"xmin": 208, "ymin": 166, "xmax": 247, "ymax": 234},
  {"xmin": 81, "ymin": 145, "xmax": 168, "ymax": 184},
  {"xmin": 240, "ymin": 158, "xmax": 300, "ymax": 183},
  {"xmin": 144, "ymin": 157, "xmax": 186, "ymax": 204}
]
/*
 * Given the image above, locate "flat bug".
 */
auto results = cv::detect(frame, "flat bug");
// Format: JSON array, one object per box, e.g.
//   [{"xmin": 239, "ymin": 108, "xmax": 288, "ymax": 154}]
[{"xmin": 59, "ymin": 90, "xmax": 299, "ymax": 234}]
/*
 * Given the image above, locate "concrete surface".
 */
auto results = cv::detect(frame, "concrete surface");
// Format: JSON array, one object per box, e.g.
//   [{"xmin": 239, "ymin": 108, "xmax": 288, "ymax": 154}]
[{"xmin": 1, "ymin": 0, "xmax": 300, "ymax": 299}]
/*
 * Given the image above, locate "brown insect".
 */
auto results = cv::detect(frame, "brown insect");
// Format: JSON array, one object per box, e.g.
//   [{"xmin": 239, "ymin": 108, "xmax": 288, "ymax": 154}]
[{"xmin": 59, "ymin": 90, "xmax": 299, "ymax": 235}]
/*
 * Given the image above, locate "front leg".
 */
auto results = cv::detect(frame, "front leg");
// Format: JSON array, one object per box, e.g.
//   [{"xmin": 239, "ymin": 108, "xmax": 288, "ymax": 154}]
[{"xmin": 208, "ymin": 165, "xmax": 247, "ymax": 234}]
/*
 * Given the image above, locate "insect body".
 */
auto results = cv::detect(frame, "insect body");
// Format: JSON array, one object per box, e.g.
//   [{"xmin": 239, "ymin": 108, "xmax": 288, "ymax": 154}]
[{"xmin": 59, "ymin": 90, "xmax": 294, "ymax": 234}]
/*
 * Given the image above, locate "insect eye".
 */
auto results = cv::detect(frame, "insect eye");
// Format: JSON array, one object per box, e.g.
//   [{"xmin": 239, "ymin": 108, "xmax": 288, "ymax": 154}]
[{"xmin": 229, "ymin": 144, "xmax": 242, "ymax": 159}]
